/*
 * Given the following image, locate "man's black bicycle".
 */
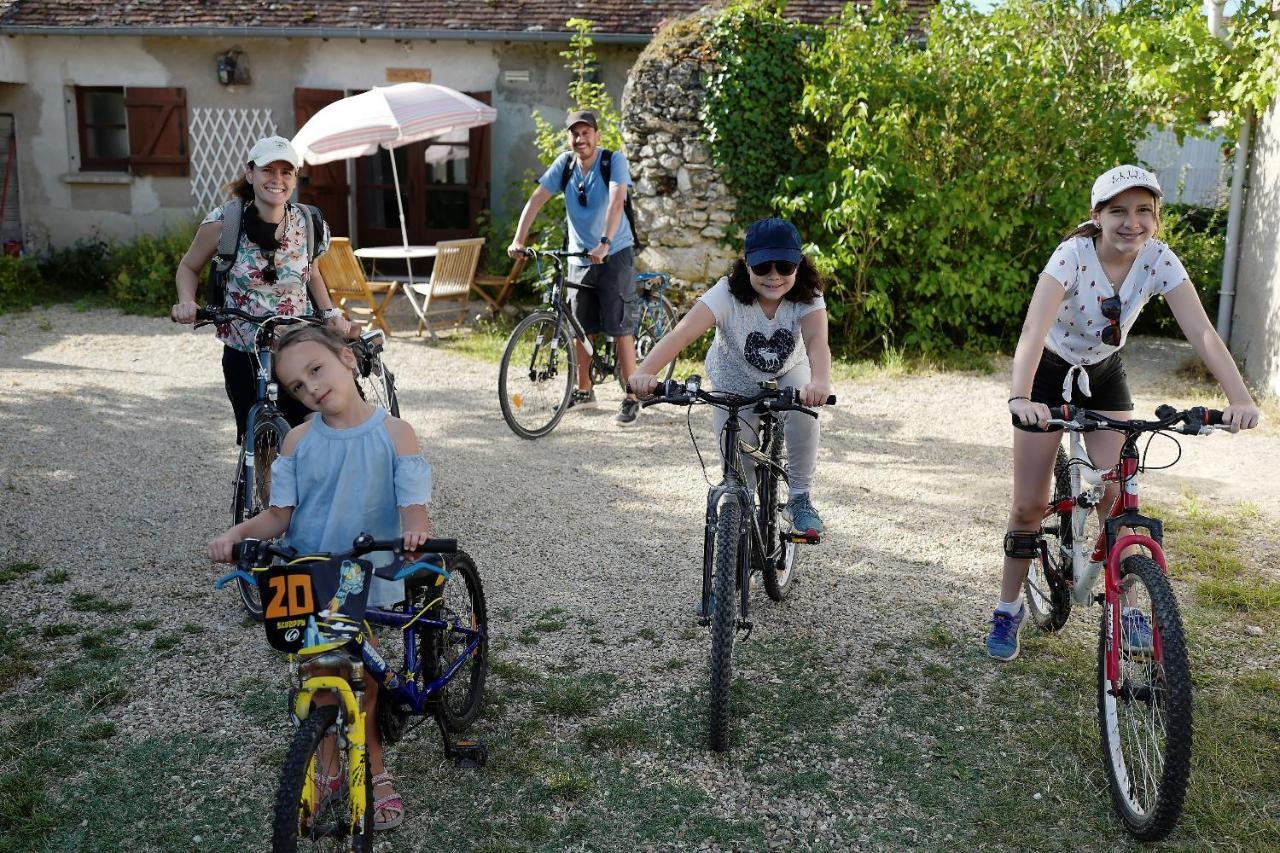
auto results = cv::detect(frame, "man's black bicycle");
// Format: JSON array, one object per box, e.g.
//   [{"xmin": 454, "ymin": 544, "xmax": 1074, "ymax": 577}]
[
  {"xmin": 196, "ymin": 307, "xmax": 400, "ymax": 619},
  {"xmin": 642, "ymin": 377, "xmax": 834, "ymax": 751},
  {"xmin": 497, "ymin": 249, "xmax": 677, "ymax": 439}
]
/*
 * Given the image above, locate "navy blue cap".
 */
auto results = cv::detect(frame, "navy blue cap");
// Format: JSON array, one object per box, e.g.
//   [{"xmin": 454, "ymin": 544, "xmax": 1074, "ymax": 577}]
[{"xmin": 744, "ymin": 218, "xmax": 803, "ymax": 266}]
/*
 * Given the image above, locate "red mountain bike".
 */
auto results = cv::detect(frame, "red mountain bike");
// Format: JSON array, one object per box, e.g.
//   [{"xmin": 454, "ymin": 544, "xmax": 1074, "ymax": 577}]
[{"xmin": 1023, "ymin": 403, "xmax": 1229, "ymax": 840}]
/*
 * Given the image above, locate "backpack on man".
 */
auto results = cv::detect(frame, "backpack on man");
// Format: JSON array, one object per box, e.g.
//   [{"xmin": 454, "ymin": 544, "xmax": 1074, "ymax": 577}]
[
  {"xmin": 555, "ymin": 149, "xmax": 643, "ymax": 251},
  {"xmin": 205, "ymin": 199, "xmax": 324, "ymax": 309}
]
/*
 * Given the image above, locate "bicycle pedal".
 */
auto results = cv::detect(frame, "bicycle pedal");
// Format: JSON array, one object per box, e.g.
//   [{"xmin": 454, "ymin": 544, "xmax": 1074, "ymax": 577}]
[
  {"xmin": 450, "ymin": 740, "xmax": 487, "ymax": 769},
  {"xmin": 787, "ymin": 532, "xmax": 822, "ymax": 544}
]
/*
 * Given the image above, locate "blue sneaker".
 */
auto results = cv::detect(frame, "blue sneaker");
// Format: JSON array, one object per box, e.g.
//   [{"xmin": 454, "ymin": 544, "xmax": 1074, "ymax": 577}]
[
  {"xmin": 985, "ymin": 606, "xmax": 1026, "ymax": 661},
  {"xmin": 1121, "ymin": 607, "xmax": 1153, "ymax": 655},
  {"xmin": 783, "ymin": 493, "xmax": 824, "ymax": 539}
]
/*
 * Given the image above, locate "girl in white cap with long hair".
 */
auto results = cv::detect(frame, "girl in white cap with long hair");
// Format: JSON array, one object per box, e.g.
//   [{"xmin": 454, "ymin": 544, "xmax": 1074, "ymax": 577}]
[
  {"xmin": 171, "ymin": 135, "xmax": 351, "ymax": 443},
  {"xmin": 985, "ymin": 165, "xmax": 1262, "ymax": 661}
]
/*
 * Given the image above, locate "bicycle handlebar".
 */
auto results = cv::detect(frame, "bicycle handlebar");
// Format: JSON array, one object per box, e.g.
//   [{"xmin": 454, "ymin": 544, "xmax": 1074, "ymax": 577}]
[
  {"xmin": 1044, "ymin": 404, "xmax": 1224, "ymax": 435},
  {"xmin": 231, "ymin": 532, "xmax": 458, "ymax": 567},
  {"xmin": 637, "ymin": 377, "xmax": 836, "ymax": 418},
  {"xmin": 194, "ymin": 306, "xmax": 325, "ymax": 330}
]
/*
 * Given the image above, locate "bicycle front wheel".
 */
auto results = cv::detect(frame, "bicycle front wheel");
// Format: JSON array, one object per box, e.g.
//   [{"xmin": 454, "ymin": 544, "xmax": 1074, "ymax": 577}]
[
  {"xmin": 272, "ymin": 703, "xmax": 374, "ymax": 852},
  {"xmin": 708, "ymin": 499, "xmax": 742, "ymax": 752},
  {"xmin": 1097, "ymin": 555, "xmax": 1191, "ymax": 841},
  {"xmin": 498, "ymin": 312, "xmax": 575, "ymax": 439},
  {"xmin": 632, "ymin": 295, "xmax": 678, "ymax": 383},
  {"xmin": 419, "ymin": 551, "xmax": 489, "ymax": 732},
  {"xmin": 353, "ymin": 348, "xmax": 400, "ymax": 417},
  {"xmin": 758, "ymin": 435, "xmax": 796, "ymax": 602},
  {"xmin": 1024, "ymin": 444, "xmax": 1072, "ymax": 631},
  {"xmin": 235, "ymin": 414, "xmax": 290, "ymax": 621}
]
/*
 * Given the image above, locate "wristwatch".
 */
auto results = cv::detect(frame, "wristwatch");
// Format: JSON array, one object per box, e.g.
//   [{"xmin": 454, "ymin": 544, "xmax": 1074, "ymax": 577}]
[
  {"xmin": 322, "ymin": 308, "xmax": 344, "ymax": 320},
  {"xmin": 599, "ymin": 236, "xmax": 611, "ymax": 246}
]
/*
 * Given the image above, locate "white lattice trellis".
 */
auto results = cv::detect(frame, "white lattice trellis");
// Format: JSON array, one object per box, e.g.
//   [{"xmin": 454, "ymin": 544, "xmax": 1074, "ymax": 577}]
[{"xmin": 189, "ymin": 107, "xmax": 277, "ymax": 214}]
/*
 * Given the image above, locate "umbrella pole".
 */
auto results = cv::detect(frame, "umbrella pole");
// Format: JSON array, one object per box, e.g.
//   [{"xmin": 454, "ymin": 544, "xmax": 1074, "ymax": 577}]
[{"xmin": 388, "ymin": 148, "xmax": 414, "ymax": 287}]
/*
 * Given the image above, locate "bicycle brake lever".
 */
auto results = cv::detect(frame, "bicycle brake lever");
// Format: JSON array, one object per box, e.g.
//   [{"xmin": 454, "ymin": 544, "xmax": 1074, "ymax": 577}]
[{"xmin": 214, "ymin": 569, "xmax": 256, "ymax": 590}]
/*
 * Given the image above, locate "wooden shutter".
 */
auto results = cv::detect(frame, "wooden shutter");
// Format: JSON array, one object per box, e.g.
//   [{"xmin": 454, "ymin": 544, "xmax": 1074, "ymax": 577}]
[
  {"xmin": 294, "ymin": 88, "xmax": 349, "ymax": 237},
  {"xmin": 124, "ymin": 87, "xmax": 189, "ymax": 177},
  {"xmin": 464, "ymin": 91, "xmax": 491, "ymax": 229}
]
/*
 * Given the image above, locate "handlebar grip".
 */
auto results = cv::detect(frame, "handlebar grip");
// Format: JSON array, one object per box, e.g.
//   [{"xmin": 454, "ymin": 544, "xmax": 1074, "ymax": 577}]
[
  {"xmin": 231, "ymin": 539, "xmax": 261, "ymax": 562},
  {"xmin": 1205, "ymin": 408, "xmax": 1224, "ymax": 426},
  {"xmin": 825, "ymin": 395, "xmax": 837, "ymax": 406},
  {"xmin": 359, "ymin": 537, "xmax": 457, "ymax": 554}
]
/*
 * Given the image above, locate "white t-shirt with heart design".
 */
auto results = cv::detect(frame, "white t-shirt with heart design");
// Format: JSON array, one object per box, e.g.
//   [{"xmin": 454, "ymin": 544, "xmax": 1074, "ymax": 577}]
[
  {"xmin": 1042, "ymin": 235, "xmax": 1188, "ymax": 366},
  {"xmin": 698, "ymin": 277, "xmax": 826, "ymax": 395}
]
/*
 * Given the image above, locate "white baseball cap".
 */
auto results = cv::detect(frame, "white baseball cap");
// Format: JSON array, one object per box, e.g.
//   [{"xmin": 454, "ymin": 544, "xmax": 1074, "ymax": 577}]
[
  {"xmin": 248, "ymin": 135, "xmax": 301, "ymax": 169},
  {"xmin": 1090, "ymin": 165, "xmax": 1162, "ymax": 209}
]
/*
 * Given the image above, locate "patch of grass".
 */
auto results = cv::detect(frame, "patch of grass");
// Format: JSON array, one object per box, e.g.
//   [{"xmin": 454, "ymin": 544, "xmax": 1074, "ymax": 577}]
[
  {"xmin": 0, "ymin": 626, "xmax": 35, "ymax": 680},
  {"xmin": 69, "ymin": 591, "xmax": 131, "ymax": 614},
  {"xmin": 532, "ymin": 616, "xmax": 568, "ymax": 633},
  {"xmin": 239, "ymin": 678, "xmax": 283, "ymax": 727},
  {"xmin": 0, "ymin": 560, "xmax": 40, "ymax": 584},
  {"xmin": 540, "ymin": 673, "xmax": 613, "ymax": 717},
  {"xmin": 1155, "ymin": 495, "xmax": 1280, "ymax": 614},
  {"xmin": 43, "ymin": 569, "xmax": 69, "ymax": 584},
  {"xmin": 922, "ymin": 625, "xmax": 954, "ymax": 649},
  {"xmin": 152, "ymin": 632, "xmax": 181, "ymax": 651},
  {"xmin": 579, "ymin": 717, "xmax": 648, "ymax": 750},
  {"xmin": 630, "ymin": 627, "xmax": 658, "ymax": 642},
  {"xmin": 40, "ymin": 623, "xmax": 79, "ymax": 639},
  {"xmin": 130, "ymin": 618, "xmax": 161, "ymax": 631},
  {"xmin": 78, "ymin": 721, "xmax": 117, "ymax": 741},
  {"xmin": 515, "ymin": 630, "xmax": 540, "ymax": 646},
  {"xmin": 489, "ymin": 657, "xmax": 540, "ymax": 684},
  {"xmin": 518, "ymin": 813, "xmax": 554, "ymax": 842},
  {"xmin": 1195, "ymin": 577, "xmax": 1280, "ymax": 612},
  {"xmin": 543, "ymin": 768, "xmax": 592, "ymax": 800}
]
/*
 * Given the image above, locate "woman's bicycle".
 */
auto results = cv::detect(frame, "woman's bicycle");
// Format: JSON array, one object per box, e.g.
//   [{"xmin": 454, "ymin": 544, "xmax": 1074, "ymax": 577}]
[
  {"xmin": 196, "ymin": 307, "xmax": 399, "ymax": 620},
  {"xmin": 1020, "ymin": 403, "xmax": 1229, "ymax": 840},
  {"xmin": 643, "ymin": 376, "xmax": 834, "ymax": 751},
  {"xmin": 497, "ymin": 249, "xmax": 678, "ymax": 439},
  {"xmin": 215, "ymin": 532, "xmax": 488, "ymax": 852}
]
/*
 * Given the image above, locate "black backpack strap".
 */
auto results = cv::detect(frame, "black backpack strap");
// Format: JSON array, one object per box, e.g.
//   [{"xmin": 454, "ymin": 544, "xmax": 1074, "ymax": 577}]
[
  {"xmin": 207, "ymin": 199, "xmax": 244, "ymax": 307},
  {"xmin": 555, "ymin": 151, "xmax": 575, "ymax": 195}
]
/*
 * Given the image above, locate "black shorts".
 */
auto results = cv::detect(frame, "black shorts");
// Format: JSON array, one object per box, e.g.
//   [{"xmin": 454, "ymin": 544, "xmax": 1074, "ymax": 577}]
[
  {"xmin": 222, "ymin": 346, "xmax": 311, "ymax": 444},
  {"xmin": 566, "ymin": 247, "xmax": 636, "ymax": 337},
  {"xmin": 1013, "ymin": 349, "xmax": 1133, "ymax": 433}
]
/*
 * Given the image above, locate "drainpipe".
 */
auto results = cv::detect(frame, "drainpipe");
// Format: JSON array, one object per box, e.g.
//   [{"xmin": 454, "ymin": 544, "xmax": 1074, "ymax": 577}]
[{"xmin": 1210, "ymin": 0, "xmax": 1249, "ymax": 343}]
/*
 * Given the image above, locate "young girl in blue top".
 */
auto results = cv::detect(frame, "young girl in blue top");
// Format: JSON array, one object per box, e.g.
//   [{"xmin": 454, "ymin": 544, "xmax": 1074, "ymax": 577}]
[
  {"xmin": 208, "ymin": 324, "xmax": 432, "ymax": 832},
  {"xmin": 630, "ymin": 217, "xmax": 835, "ymax": 536}
]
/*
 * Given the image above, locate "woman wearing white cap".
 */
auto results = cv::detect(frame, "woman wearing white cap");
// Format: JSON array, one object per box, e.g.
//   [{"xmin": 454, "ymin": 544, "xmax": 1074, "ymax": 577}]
[
  {"xmin": 171, "ymin": 135, "xmax": 351, "ymax": 443},
  {"xmin": 985, "ymin": 164, "xmax": 1262, "ymax": 661}
]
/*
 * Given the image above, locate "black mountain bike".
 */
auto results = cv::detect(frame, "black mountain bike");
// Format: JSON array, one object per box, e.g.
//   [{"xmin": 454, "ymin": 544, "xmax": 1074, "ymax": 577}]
[
  {"xmin": 196, "ymin": 307, "xmax": 399, "ymax": 619},
  {"xmin": 643, "ymin": 377, "xmax": 834, "ymax": 751},
  {"xmin": 498, "ymin": 249, "xmax": 677, "ymax": 439}
]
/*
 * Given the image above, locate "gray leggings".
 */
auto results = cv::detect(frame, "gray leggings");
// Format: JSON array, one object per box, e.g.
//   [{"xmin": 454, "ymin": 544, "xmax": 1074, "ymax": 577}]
[{"xmin": 710, "ymin": 362, "xmax": 819, "ymax": 496}]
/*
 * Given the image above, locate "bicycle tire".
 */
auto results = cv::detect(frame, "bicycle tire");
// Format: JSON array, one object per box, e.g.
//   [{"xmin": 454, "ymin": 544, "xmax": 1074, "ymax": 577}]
[
  {"xmin": 630, "ymin": 295, "xmax": 678, "ymax": 384},
  {"xmin": 1097, "ymin": 554, "xmax": 1191, "ymax": 841},
  {"xmin": 353, "ymin": 347, "xmax": 400, "ymax": 417},
  {"xmin": 1024, "ymin": 444, "xmax": 1073, "ymax": 631},
  {"xmin": 498, "ymin": 312, "xmax": 576, "ymax": 439},
  {"xmin": 271, "ymin": 703, "xmax": 374, "ymax": 852},
  {"xmin": 759, "ymin": 432, "xmax": 796, "ymax": 602},
  {"xmin": 708, "ymin": 498, "xmax": 742, "ymax": 752},
  {"xmin": 418, "ymin": 551, "xmax": 489, "ymax": 732},
  {"xmin": 234, "ymin": 414, "xmax": 290, "ymax": 622}
]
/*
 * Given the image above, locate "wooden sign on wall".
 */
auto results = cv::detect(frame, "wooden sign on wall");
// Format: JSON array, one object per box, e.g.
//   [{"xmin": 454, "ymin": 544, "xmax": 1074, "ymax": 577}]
[{"xmin": 386, "ymin": 68, "xmax": 431, "ymax": 84}]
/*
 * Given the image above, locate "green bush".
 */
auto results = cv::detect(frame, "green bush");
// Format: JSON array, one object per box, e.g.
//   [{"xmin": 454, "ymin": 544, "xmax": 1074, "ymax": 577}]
[
  {"xmin": 107, "ymin": 220, "xmax": 198, "ymax": 316},
  {"xmin": 1130, "ymin": 205, "xmax": 1226, "ymax": 337},
  {"xmin": 0, "ymin": 255, "xmax": 44, "ymax": 314},
  {"xmin": 35, "ymin": 238, "xmax": 113, "ymax": 302}
]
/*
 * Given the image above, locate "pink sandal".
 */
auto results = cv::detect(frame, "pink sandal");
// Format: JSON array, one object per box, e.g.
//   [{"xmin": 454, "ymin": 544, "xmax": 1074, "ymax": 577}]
[{"xmin": 371, "ymin": 771, "xmax": 405, "ymax": 831}]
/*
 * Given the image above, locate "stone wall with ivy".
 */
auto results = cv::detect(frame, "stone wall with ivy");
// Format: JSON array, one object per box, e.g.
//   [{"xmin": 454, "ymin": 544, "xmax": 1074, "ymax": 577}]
[{"xmin": 621, "ymin": 13, "xmax": 738, "ymax": 293}]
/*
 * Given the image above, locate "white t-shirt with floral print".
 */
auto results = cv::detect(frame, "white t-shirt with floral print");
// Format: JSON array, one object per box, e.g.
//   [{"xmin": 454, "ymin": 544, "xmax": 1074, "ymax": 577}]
[
  {"xmin": 1041, "ymin": 235, "xmax": 1188, "ymax": 366},
  {"xmin": 201, "ymin": 201, "xmax": 330, "ymax": 352},
  {"xmin": 698, "ymin": 277, "xmax": 826, "ymax": 395}
]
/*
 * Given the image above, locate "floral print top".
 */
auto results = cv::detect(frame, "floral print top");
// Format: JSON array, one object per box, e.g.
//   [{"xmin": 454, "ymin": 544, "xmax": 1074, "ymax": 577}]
[{"xmin": 200, "ymin": 201, "xmax": 330, "ymax": 352}]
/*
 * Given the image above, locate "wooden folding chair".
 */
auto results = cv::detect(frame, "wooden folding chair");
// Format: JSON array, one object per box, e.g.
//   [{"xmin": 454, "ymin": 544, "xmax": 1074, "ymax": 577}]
[
  {"xmin": 315, "ymin": 237, "xmax": 399, "ymax": 337},
  {"xmin": 472, "ymin": 254, "xmax": 528, "ymax": 315},
  {"xmin": 405, "ymin": 238, "xmax": 485, "ymax": 339}
]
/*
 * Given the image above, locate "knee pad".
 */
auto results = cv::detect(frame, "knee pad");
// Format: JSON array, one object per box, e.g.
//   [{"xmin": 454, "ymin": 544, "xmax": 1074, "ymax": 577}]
[{"xmin": 1004, "ymin": 530, "xmax": 1041, "ymax": 559}]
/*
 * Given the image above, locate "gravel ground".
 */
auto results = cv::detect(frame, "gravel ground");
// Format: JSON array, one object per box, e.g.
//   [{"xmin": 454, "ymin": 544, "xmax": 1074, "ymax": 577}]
[{"xmin": 2, "ymin": 305, "xmax": 1277, "ymax": 849}]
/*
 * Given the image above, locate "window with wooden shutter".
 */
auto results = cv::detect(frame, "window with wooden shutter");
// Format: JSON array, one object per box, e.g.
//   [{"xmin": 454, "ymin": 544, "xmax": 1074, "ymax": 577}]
[
  {"xmin": 75, "ymin": 86, "xmax": 129, "ymax": 172},
  {"xmin": 124, "ymin": 87, "xmax": 189, "ymax": 177}
]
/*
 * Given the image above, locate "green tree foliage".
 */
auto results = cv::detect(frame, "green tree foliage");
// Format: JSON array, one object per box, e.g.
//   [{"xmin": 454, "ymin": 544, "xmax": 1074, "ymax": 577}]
[{"xmin": 106, "ymin": 220, "xmax": 198, "ymax": 315}]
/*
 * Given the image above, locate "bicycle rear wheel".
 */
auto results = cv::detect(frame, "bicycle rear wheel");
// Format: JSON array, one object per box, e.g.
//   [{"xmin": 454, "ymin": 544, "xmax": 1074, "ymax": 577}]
[
  {"xmin": 1024, "ymin": 444, "xmax": 1072, "ymax": 631},
  {"xmin": 271, "ymin": 703, "xmax": 374, "ymax": 852},
  {"xmin": 352, "ymin": 341, "xmax": 400, "ymax": 417},
  {"xmin": 708, "ymin": 499, "xmax": 743, "ymax": 752},
  {"xmin": 758, "ymin": 435, "xmax": 796, "ymax": 602},
  {"xmin": 498, "ymin": 312, "xmax": 575, "ymax": 439},
  {"xmin": 631, "ymin": 295, "xmax": 678, "ymax": 383},
  {"xmin": 418, "ymin": 551, "xmax": 489, "ymax": 732},
  {"xmin": 1097, "ymin": 555, "xmax": 1191, "ymax": 841},
  {"xmin": 234, "ymin": 414, "xmax": 290, "ymax": 621}
]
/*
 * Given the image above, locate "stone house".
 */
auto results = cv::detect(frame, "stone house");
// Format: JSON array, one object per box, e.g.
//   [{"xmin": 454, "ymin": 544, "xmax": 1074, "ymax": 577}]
[{"xmin": 0, "ymin": 0, "xmax": 865, "ymax": 253}]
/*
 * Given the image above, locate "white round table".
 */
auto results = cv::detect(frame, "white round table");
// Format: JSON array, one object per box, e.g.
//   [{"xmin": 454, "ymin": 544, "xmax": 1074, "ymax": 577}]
[{"xmin": 353, "ymin": 245, "xmax": 438, "ymax": 260}]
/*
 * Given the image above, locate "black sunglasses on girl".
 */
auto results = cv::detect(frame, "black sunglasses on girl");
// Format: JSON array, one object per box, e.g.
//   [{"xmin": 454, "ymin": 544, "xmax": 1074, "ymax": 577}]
[
  {"xmin": 1100, "ymin": 295, "xmax": 1121, "ymax": 346},
  {"xmin": 749, "ymin": 260, "xmax": 798, "ymax": 277}
]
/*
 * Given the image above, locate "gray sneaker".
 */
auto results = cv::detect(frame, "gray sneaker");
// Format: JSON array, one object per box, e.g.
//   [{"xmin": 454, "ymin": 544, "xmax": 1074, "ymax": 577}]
[
  {"xmin": 615, "ymin": 398, "xmax": 640, "ymax": 426},
  {"xmin": 568, "ymin": 387, "xmax": 596, "ymax": 409}
]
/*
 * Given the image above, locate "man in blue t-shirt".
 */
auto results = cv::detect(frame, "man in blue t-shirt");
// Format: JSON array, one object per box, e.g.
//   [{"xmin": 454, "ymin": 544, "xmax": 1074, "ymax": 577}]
[{"xmin": 508, "ymin": 109, "xmax": 640, "ymax": 426}]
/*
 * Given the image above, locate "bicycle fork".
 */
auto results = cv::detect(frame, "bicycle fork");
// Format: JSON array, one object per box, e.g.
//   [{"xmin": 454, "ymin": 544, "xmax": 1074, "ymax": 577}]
[
  {"xmin": 701, "ymin": 484, "xmax": 755, "ymax": 636},
  {"xmin": 293, "ymin": 675, "xmax": 370, "ymax": 840}
]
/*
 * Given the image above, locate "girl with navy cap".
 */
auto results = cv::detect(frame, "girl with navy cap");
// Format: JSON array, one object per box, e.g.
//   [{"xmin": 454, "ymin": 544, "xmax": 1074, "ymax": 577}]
[
  {"xmin": 630, "ymin": 217, "xmax": 834, "ymax": 538},
  {"xmin": 986, "ymin": 165, "xmax": 1262, "ymax": 661}
]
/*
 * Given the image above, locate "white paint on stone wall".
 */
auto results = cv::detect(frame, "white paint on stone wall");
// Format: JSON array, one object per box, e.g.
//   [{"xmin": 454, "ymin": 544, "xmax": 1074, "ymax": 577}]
[{"xmin": 1231, "ymin": 97, "xmax": 1280, "ymax": 397}]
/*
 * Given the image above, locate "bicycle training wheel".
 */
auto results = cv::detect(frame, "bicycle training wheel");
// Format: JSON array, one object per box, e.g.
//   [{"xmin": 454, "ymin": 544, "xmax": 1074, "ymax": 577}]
[
  {"xmin": 708, "ymin": 499, "xmax": 744, "ymax": 752},
  {"xmin": 418, "ymin": 551, "xmax": 489, "ymax": 732},
  {"xmin": 629, "ymin": 295, "xmax": 678, "ymax": 384},
  {"xmin": 759, "ymin": 435, "xmax": 796, "ymax": 602},
  {"xmin": 353, "ymin": 345, "xmax": 400, "ymax": 417},
  {"xmin": 271, "ymin": 703, "xmax": 374, "ymax": 852},
  {"xmin": 1097, "ymin": 555, "xmax": 1191, "ymax": 841},
  {"xmin": 498, "ymin": 312, "xmax": 575, "ymax": 439},
  {"xmin": 234, "ymin": 414, "xmax": 290, "ymax": 622},
  {"xmin": 1024, "ymin": 444, "xmax": 1073, "ymax": 631}
]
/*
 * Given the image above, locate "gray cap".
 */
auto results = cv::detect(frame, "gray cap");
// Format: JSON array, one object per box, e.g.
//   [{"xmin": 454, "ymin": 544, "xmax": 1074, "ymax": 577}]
[{"xmin": 565, "ymin": 109, "xmax": 598, "ymax": 130}]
